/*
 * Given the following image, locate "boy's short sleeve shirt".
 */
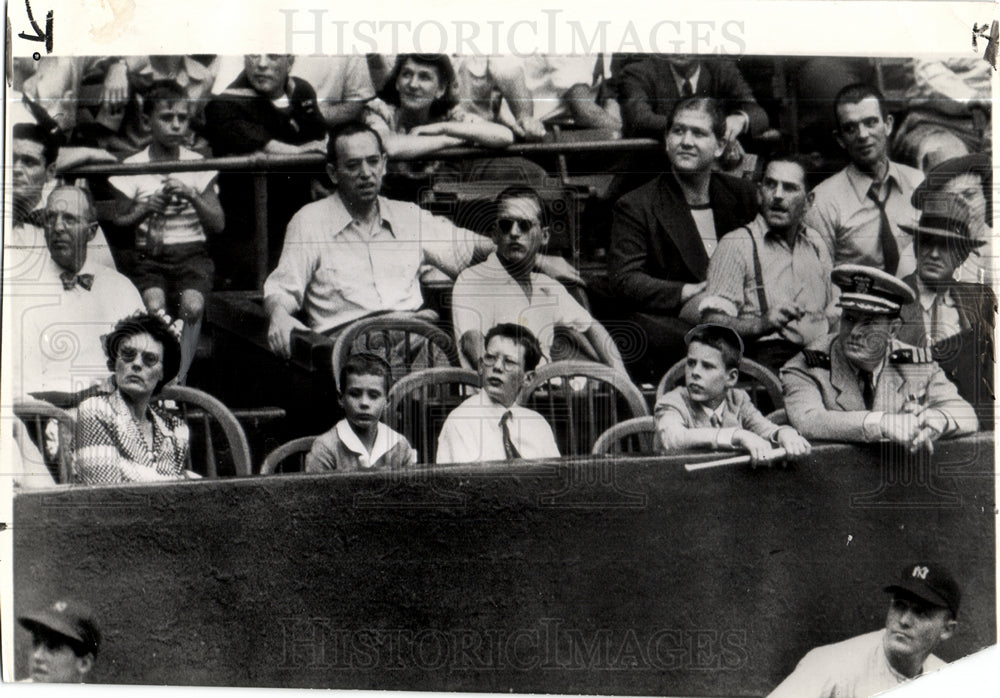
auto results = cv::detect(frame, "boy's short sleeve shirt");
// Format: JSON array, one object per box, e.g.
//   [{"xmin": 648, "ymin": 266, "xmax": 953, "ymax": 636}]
[{"xmin": 108, "ymin": 146, "xmax": 219, "ymax": 246}]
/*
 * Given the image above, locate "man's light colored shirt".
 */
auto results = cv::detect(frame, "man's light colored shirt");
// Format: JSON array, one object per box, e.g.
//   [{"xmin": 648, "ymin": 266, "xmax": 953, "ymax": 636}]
[
  {"xmin": 7, "ymin": 181, "xmax": 118, "ymax": 277},
  {"xmin": 767, "ymin": 629, "xmax": 945, "ymax": 698},
  {"xmin": 436, "ymin": 391, "xmax": 560, "ymax": 464},
  {"xmin": 915, "ymin": 277, "xmax": 961, "ymax": 346},
  {"xmin": 806, "ymin": 162, "xmax": 923, "ymax": 277},
  {"xmin": 263, "ymin": 192, "xmax": 481, "ymax": 335},
  {"xmin": 451, "ymin": 252, "xmax": 594, "ymax": 368},
  {"xmin": 5, "ymin": 255, "xmax": 144, "ymax": 396},
  {"xmin": 701, "ymin": 213, "xmax": 834, "ymax": 345}
]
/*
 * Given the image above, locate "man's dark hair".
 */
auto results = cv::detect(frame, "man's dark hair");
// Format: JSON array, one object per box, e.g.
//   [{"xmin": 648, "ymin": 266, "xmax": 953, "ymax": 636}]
[
  {"xmin": 759, "ymin": 152, "xmax": 815, "ymax": 191},
  {"xmin": 141, "ymin": 80, "xmax": 190, "ymax": 116},
  {"xmin": 833, "ymin": 83, "xmax": 888, "ymax": 130},
  {"xmin": 326, "ymin": 122, "xmax": 385, "ymax": 166},
  {"xmin": 494, "ymin": 185, "xmax": 549, "ymax": 228},
  {"xmin": 485, "ymin": 323, "xmax": 543, "ymax": 372},
  {"xmin": 339, "ymin": 352, "xmax": 394, "ymax": 396},
  {"xmin": 685, "ymin": 324, "xmax": 744, "ymax": 370},
  {"xmin": 377, "ymin": 54, "xmax": 459, "ymax": 119},
  {"xmin": 104, "ymin": 312, "xmax": 183, "ymax": 394},
  {"xmin": 667, "ymin": 97, "xmax": 727, "ymax": 142},
  {"xmin": 13, "ymin": 122, "xmax": 59, "ymax": 166}
]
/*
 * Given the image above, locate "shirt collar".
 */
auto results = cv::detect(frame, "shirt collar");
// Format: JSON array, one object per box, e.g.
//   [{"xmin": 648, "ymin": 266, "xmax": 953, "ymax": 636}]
[
  {"xmin": 669, "ymin": 64, "xmax": 701, "ymax": 92},
  {"xmin": 845, "ymin": 161, "xmax": 903, "ymax": 202},
  {"xmin": 697, "ymin": 396, "xmax": 729, "ymax": 423},
  {"xmin": 915, "ymin": 276, "xmax": 955, "ymax": 311},
  {"xmin": 754, "ymin": 212, "xmax": 808, "ymax": 247},
  {"xmin": 44, "ymin": 253, "xmax": 101, "ymax": 284},
  {"xmin": 325, "ymin": 192, "xmax": 397, "ymax": 240},
  {"xmin": 335, "ymin": 420, "xmax": 394, "ymax": 466}
]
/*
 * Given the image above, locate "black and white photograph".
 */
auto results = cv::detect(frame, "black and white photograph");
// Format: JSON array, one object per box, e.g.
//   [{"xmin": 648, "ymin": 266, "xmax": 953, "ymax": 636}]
[{"xmin": 2, "ymin": 1, "xmax": 997, "ymax": 696}]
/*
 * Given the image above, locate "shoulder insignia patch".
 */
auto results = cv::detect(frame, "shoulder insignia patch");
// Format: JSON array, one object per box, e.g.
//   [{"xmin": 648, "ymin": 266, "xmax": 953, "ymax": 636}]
[
  {"xmin": 890, "ymin": 347, "xmax": 933, "ymax": 364},
  {"xmin": 802, "ymin": 350, "xmax": 831, "ymax": 368}
]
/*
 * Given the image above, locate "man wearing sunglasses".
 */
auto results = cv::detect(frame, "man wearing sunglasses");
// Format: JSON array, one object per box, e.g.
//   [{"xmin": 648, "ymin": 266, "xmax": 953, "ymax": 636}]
[
  {"xmin": 264, "ymin": 124, "xmax": 581, "ymax": 359},
  {"xmin": 6, "ymin": 185, "xmax": 144, "ymax": 401},
  {"xmin": 451, "ymin": 185, "xmax": 626, "ymax": 372},
  {"xmin": 436, "ymin": 323, "xmax": 559, "ymax": 464}
]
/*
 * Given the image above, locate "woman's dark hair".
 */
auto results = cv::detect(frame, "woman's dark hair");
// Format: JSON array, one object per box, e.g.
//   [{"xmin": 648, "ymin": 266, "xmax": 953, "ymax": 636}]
[
  {"xmin": 377, "ymin": 54, "xmax": 459, "ymax": 119},
  {"xmin": 104, "ymin": 312, "xmax": 182, "ymax": 394}
]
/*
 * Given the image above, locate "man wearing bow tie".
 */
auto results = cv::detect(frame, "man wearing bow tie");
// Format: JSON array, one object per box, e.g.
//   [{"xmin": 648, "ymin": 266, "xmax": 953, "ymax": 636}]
[{"xmin": 5, "ymin": 185, "xmax": 144, "ymax": 401}]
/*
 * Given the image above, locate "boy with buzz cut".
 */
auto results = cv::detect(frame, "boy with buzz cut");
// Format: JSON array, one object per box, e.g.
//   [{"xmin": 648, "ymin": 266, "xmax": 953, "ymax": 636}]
[
  {"xmin": 305, "ymin": 353, "xmax": 417, "ymax": 472},
  {"xmin": 110, "ymin": 80, "xmax": 225, "ymax": 384},
  {"xmin": 654, "ymin": 324, "xmax": 811, "ymax": 463}
]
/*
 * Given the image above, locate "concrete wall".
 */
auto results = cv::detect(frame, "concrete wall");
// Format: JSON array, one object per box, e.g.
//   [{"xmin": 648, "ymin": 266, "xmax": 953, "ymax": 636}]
[{"xmin": 13, "ymin": 434, "xmax": 995, "ymax": 694}]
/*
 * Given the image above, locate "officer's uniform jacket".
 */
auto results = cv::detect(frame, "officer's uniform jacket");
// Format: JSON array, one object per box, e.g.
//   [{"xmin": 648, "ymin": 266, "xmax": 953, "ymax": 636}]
[{"xmin": 781, "ymin": 333, "xmax": 979, "ymax": 442}]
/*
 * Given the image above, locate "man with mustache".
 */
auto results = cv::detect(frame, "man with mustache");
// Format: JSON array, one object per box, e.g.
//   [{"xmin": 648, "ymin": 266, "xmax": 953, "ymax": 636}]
[
  {"xmin": 781, "ymin": 264, "xmax": 978, "ymax": 449},
  {"xmin": 769, "ymin": 562, "xmax": 961, "ymax": 697},
  {"xmin": 700, "ymin": 154, "xmax": 836, "ymax": 371}
]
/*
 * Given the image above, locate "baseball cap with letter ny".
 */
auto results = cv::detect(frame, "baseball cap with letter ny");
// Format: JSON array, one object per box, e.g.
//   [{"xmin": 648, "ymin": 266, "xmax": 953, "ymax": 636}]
[{"xmin": 884, "ymin": 561, "xmax": 962, "ymax": 617}]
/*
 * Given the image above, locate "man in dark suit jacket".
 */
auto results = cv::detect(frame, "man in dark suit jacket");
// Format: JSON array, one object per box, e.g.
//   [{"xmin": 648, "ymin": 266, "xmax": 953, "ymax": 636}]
[
  {"xmin": 608, "ymin": 97, "xmax": 757, "ymax": 381},
  {"xmin": 897, "ymin": 208, "xmax": 996, "ymax": 428},
  {"xmin": 617, "ymin": 55, "xmax": 769, "ymax": 141}
]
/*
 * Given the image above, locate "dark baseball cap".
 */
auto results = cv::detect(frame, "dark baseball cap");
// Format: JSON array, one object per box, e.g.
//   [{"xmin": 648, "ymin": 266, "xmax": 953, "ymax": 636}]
[
  {"xmin": 18, "ymin": 599, "xmax": 101, "ymax": 656},
  {"xmin": 884, "ymin": 562, "xmax": 961, "ymax": 618}
]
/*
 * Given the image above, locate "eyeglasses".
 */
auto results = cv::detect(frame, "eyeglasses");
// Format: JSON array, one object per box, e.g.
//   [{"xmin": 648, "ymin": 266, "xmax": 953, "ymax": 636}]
[
  {"xmin": 496, "ymin": 218, "xmax": 536, "ymax": 235},
  {"xmin": 118, "ymin": 347, "xmax": 162, "ymax": 368},
  {"xmin": 42, "ymin": 211, "xmax": 89, "ymax": 228},
  {"xmin": 481, "ymin": 353, "xmax": 522, "ymax": 372}
]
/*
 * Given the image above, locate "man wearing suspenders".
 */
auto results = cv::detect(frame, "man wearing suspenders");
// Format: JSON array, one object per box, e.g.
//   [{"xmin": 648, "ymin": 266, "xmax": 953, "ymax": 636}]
[{"xmin": 699, "ymin": 153, "xmax": 836, "ymax": 372}]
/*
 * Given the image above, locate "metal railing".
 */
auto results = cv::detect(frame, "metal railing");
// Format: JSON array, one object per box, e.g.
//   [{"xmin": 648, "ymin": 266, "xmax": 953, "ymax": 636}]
[{"xmin": 62, "ymin": 138, "xmax": 662, "ymax": 287}]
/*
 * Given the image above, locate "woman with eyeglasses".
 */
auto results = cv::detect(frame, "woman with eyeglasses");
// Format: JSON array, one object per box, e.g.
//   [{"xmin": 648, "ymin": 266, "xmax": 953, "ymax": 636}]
[{"xmin": 75, "ymin": 312, "xmax": 199, "ymax": 484}]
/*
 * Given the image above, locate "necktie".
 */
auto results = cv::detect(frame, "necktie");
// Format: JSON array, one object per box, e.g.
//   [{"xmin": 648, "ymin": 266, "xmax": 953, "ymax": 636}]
[
  {"xmin": 681, "ymin": 79, "xmax": 695, "ymax": 98},
  {"xmin": 929, "ymin": 293, "xmax": 941, "ymax": 347},
  {"xmin": 500, "ymin": 410, "xmax": 521, "ymax": 460},
  {"xmin": 860, "ymin": 370, "xmax": 876, "ymax": 410},
  {"xmin": 59, "ymin": 271, "xmax": 94, "ymax": 291},
  {"xmin": 866, "ymin": 182, "xmax": 900, "ymax": 275},
  {"xmin": 709, "ymin": 412, "xmax": 723, "ymax": 428}
]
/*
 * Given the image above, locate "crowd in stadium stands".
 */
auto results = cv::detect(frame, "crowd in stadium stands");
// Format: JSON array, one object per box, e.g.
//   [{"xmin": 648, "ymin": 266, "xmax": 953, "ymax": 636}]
[
  {"xmin": 5, "ymin": 52, "xmax": 995, "ymax": 695},
  {"xmin": 5, "ymin": 52, "xmax": 994, "ymax": 487}
]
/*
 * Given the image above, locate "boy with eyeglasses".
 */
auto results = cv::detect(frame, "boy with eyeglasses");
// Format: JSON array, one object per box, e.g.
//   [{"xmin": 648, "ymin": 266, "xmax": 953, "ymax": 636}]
[
  {"xmin": 451, "ymin": 185, "xmax": 626, "ymax": 372},
  {"xmin": 436, "ymin": 323, "xmax": 559, "ymax": 464}
]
